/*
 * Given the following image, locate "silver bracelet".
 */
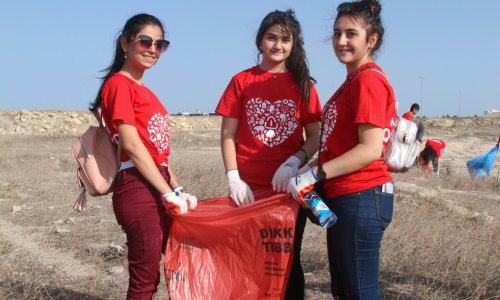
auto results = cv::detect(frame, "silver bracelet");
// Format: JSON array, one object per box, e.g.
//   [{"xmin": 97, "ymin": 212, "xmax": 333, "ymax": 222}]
[{"xmin": 173, "ymin": 186, "xmax": 186, "ymax": 196}]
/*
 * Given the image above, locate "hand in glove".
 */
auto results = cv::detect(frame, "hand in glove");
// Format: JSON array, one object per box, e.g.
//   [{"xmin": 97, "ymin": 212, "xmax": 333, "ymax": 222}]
[
  {"xmin": 287, "ymin": 168, "xmax": 319, "ymax": 206},
  {"xmin": 226, "ymin": 169, "xmax": 255, "ymax": 206},
  {"xmin": 162, "ymin": 192, "xmax": 188, "ymax": 215},
  {"xmin": 272, "ymin": 155, "xmax": 302, "ymax": 193},
  {"xmin": 174, "ymin": 186, "xmax": 198, "ymax": 211},
  {"xmin": 297, "ymin": 162, "xmax": 312, "ymax": 175}
]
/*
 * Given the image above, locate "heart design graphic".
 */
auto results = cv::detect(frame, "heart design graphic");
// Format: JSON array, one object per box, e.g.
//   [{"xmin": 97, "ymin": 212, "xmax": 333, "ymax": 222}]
[
  {"xmin": 320, "ymin": 101, "xmax": 338, "ymax": 153},
  {"xmin": 246, "ymin": 98, "xmax": 298, "ymax": 147},
  {"xmin": 147, "ymin": 113, "xmax": 172, "ymax": 154}
]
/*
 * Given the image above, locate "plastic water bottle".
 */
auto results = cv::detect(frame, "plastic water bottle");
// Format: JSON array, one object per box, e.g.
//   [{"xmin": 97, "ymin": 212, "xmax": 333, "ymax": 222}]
[{"xmin": 304, "ymin": 190, "xmax": 337, "ymax": 228}]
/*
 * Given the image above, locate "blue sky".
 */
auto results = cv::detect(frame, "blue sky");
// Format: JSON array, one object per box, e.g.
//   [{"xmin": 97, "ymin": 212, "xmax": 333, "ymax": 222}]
[{"xmin": 1, "ymin": 1, "xmax": 499, "ymax": 117}]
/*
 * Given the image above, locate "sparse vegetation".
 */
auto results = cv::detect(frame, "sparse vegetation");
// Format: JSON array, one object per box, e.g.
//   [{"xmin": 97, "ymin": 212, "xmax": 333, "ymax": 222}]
[{"xmin": 0, "ymin": 113, "xmax": 498, "ymax": 299}]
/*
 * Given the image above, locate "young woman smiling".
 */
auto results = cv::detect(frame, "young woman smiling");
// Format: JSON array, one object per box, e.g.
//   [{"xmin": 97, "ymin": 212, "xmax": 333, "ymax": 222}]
[
  {"xmin": 288, "ymin": 1, "xmax": 397, "ymax": 298},
  {"xmin": 215, "ymin": 9, "xmax": 322, "ymax": 299},
  {"xmin": 89, "ymin": 13, "xmax": 197, "ymax": 299}
]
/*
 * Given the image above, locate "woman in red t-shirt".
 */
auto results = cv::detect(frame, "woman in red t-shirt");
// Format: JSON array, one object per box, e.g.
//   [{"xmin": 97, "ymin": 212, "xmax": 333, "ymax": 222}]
[
  {"xmin": 418, "ymin": 139, "xmax": 446, "ymax": 175},
  {"xmin": 215, "ymin": 9, "xmax": 322, "ymax": 299},
  {"xmin": 288, "ymin": 1, "xmax": 396, "ymax": 298},
  {"xmin": 88, "ymin": 14, "xmax": 197, "ymax": 299}
]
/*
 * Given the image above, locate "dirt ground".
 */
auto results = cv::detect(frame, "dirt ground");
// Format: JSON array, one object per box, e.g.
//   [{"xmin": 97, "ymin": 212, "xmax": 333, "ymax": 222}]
[{"xmin": 0, "ymin": 111, "xmax": 498, "ymax": 299}]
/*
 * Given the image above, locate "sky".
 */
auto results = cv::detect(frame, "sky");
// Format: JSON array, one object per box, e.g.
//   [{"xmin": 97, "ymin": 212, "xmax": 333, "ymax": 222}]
[{"xmin": 1, "ymin": 1, "xmax": 499, "ymax": 117}]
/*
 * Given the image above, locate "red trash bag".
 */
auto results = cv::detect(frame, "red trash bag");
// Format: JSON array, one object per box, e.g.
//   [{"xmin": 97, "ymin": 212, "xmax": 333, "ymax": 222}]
[{"xmin": 164, "ymin": 190, "xmax": 299, "ymax": 300}]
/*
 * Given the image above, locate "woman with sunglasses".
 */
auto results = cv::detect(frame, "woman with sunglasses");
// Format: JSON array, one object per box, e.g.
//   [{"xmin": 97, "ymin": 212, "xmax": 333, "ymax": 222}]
[
  {"xmin": 215, "ymin": 9, "xmax": 322, "ymax": 299},
  {"xmin": 89, "ymin": 13, "xmax": 197, "ymax": 299},
  {"xmin": 288, "ymin": 0, "xmax": 397, "ymax": 298}
]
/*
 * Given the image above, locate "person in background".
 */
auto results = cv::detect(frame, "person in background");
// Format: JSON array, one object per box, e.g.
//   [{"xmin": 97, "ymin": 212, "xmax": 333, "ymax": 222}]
[
  {"xmin": 288, "ymin": 0, "xmax": 396, "ymax": 298},
  {"xmin": 89, "ymin": 13, "xmax": 197, "ymax": 299},
  {"xmin": 418, "ymin": 138, "xmax": 446, "ymax": 175},
  {"xmin": 215, "ymin": 9, "xmax": 322, "ymax": 299},
  {"xmin": 402, "ymin": 103, "xmax": 420, "ymax": 120}
]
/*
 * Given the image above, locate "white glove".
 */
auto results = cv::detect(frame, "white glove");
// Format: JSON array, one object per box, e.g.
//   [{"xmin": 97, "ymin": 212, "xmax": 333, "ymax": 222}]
[
  {"xmin": 174, "ymin": 186, "xmax": 198, "ymax": 211},
  {"xmin": 287, "ymin": 168, "xmax": 318, "ymax": 206},
  {"xmin": 226, "ymin": 169, "xmax": 255, "ymax": 206},
  {"xmin": 162, "ymin": 192, "xmax": 188, "ymax": 215},
  {"xmin": 272, "ymin": 155, "xmax": 302, "ymax": 193},
  {"xmin": 297, "ymin": 163, "xmax": 312, "ymax": 175}
]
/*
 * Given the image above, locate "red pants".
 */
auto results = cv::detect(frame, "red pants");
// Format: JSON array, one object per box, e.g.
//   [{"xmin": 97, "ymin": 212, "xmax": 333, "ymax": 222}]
[{"xmin": 112, "ymin": 167, "xmax": 172, "ymax": 300}]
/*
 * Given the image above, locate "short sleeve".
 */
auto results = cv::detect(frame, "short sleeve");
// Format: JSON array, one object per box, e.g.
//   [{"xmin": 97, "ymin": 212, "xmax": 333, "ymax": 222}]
[
  {"xmin": 215, "ymin": 77, "xmax": 243, "ymax": 119},
  {"xmin": 102, "ymin": 78, "xmax": 137, "ymax": 127},
  {"xmin": 300, "ymin": 84, "xmax": 322, "ymax": 125},
  {"xmin": 350, "ymin": 72, "xmax": 389, "ymax": 128}
]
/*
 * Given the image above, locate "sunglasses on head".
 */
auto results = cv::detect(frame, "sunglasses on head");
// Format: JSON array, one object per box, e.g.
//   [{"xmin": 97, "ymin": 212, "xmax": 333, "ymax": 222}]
[{"xmin": 137, "ymin": 35, "xmax": 170, "ymax": 53}]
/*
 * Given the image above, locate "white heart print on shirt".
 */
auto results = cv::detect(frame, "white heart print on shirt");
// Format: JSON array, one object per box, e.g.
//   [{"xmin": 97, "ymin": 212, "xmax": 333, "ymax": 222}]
[
  {"xmin": 147, "ymin": 113, "xmax": 172, "ymax": 154},
  {"xmin": 246, "ymin": 98, "xmax": 298, "ymax": 147},
  {"xmin": 320, "ymin": 101, "xmax": 338, "ymax": 152}
]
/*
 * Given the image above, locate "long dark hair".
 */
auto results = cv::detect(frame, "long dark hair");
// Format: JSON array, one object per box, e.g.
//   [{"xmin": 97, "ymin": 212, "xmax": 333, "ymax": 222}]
[
  {"xmin": 89, "ymin": 13, "xmax": 165, "ymax": 111},
  {"xmin": 255, "ymin": 9, "xmax": 316, "ymax": 108},
  {"xmin": 335, "ymin": 0, "xmax": 385, "ymax": 56},
  {"xmin": 420, "ymin": 146, "xmax": 437, "ymax": 166}
]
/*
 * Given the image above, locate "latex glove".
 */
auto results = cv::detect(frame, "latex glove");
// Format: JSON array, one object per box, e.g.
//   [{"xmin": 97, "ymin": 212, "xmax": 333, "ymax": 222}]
[
  {"xmin": 272, "ymin": 155, "xmax": 302, "ymax": 193},
  {"xmin": 179, "ymin": 192, "xmax": 198, "ymax": 211},
  {"xmin": 297, "ymin": 163, "xmax": 312, "ymax": 175},
  {"xmin": 226, "ymin": 169, "xmax": 255, "ymax": 206},
  {"xmin": 173, "ymin": 186, "xmax": 198, "ymax": 210},
  {"xmin": 162, "ymin": 192, "xmax": 188, "ymax": 215},
  {"xmin": 287, "ymin": 168, "xmax": 318, "ymax": 206}
]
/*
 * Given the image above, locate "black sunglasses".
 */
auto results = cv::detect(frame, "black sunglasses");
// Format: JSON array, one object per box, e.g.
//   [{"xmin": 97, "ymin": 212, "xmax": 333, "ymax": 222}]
[{"xmin": 137, "ymin": 35, "xmax": 170, "ymax": 53}]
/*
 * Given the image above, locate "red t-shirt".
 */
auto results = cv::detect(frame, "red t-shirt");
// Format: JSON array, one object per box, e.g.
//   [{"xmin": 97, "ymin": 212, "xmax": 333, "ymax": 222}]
[
  {"xmin": 216, "ymin": 66, "xmax": 322, "ymax": 189},
  {"xmin": 320, "ymin": 62, "xmax": 397, "ymax": 198},
  {"xmin": 425, "ymin": 139, "xmax": 446, "ymax": 158},
  {"xmin": 101, "ymin": 73, "xmax": 172, "ymax": 167},
  {"xmin": 402, "ymin": 111, "xmax": 413, "ymax": 120}
]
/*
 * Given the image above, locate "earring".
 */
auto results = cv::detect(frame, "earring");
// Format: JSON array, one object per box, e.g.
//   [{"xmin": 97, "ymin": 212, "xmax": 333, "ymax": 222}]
[{"xmin": 124, "ymin": 53, "xmax": 127, "ymax": 59}]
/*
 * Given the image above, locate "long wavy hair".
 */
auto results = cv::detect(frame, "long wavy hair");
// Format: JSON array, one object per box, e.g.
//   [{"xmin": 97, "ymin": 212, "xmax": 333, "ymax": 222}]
[
  {"xmin": 419, "ymin": 145, "xmax": 437, "ymax": 166},
  {"xmin": 255, "ymin": 9, "xmax": 316, "ymax": 108},
  {"xmin": 89, "ymin": 13, "xmax": 165, "ymax": 111}
]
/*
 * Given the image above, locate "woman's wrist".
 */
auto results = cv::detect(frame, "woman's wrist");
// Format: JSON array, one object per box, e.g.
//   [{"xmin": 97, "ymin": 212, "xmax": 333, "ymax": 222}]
[
  {"xmin": 173, "ymin": 186, "xmax": 186, "ymax": 196},
  {"xmin": 225, "ymin": 168, "xmax": 238, "ymax": 175},
  {"xmin": 294, "ymin": 148, "xmax": 309, "ymax": 165}
]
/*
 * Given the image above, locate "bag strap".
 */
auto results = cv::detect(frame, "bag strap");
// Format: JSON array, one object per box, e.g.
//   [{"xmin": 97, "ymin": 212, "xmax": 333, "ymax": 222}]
[
  {"xmin": 317, "ymin": 65, "xmax": 375, "ymax": 165},
  {"xmin": 90, "ymin": 109, "xmax": 122, "ymax": 172},
  {"xmin": 91, "ymin": 109, "xmax": 104, "ymax": 128}
]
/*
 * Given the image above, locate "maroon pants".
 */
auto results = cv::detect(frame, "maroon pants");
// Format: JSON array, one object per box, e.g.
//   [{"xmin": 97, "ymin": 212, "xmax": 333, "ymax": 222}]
[{"xmin": 112, "ymin": 167, "xmax": 172, "ymax": 300}]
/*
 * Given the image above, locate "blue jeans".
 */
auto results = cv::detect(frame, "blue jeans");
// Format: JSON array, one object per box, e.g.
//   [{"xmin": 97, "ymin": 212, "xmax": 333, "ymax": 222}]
[{"xmin": 325, "ymin": 184, "xmax": 393, "ymax": 300}]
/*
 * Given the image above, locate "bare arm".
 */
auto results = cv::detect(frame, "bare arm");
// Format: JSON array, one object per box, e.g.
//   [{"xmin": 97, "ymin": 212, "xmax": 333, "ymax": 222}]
[
  {"xmin": 320, "ymin": 123, "xmax": 384, "ymax": 179},
  {"xmin": 117, "ymin": 122, "xmax": 173, "ymax": 195},
  {"xmin": 432, "ymin": 156, "xmax": 439, "ymax": 175},
  {"xmin": 221, "ymin": 117, "xmax": 239, "ymax": 171},
  {"xmin": 166, "ymin": 165, "xmax": 181, "ymax": 189},
  {"xmin": 220, "ymin": 116, "xmax": 255, "ymax": 204},
  {"xmin": 295, "ymin": 121, "xmax": 320, "ymax": 164}
]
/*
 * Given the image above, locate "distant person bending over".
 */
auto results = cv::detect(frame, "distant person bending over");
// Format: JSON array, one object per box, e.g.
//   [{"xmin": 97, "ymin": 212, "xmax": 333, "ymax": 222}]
[
  {"xmin": 418, "ymin": 139, "xmax": 446, "ymax": 175},
  {"xmin": 89, "ymin": 14, "xmax": 197, "ymax": 299},
  {"xmin": 402, "ymin": 103, "xmax": 420, "ymax": 120},
  {"xmin": 215, "ymin": 9, "xmax": 322, "ymax": 299}
]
